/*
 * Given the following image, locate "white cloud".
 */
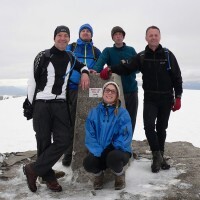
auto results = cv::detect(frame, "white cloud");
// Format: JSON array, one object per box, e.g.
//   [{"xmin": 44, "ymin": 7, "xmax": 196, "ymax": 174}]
[{"xmin": 0, "ymin": 0, "xmax": 200, "ymax": 81}]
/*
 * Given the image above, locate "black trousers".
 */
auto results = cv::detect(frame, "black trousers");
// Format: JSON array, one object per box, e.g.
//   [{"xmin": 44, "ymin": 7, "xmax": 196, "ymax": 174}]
[
  {"xmin": 143, "ymin": 93, "xmax": 173, "ymax": 152},
  {"xmin": 83, "ymin": 146, "xmax": 131, "ymax": 174},
  {"xmin": 124, "ymin": 91, "xmax": 138, "ymax": 133},
  {"xmin": 64, "ymin": 90, "xmax": 78, "ymax": 157},
  {"xmin": 32, "ymin": 101, "xmax": 71, "ymax": 181}
]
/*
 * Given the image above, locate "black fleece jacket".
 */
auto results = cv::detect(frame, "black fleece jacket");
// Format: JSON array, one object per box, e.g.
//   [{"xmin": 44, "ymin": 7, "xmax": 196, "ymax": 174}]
[{"xmin": 111, "ymin": 44, "xmax": 183, "ymax": 98}]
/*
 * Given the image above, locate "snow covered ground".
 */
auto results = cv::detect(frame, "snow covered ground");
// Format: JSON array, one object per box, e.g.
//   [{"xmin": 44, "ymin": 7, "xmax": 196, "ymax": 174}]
[{"xmin": 0, "ymin": 87, "xmax": 199, "ymax": 199}]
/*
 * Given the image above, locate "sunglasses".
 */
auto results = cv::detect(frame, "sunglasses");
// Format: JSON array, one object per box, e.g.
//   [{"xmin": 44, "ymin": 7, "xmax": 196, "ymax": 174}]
[{"xmin": 104, "ymin": 88, "xmax": 117, "ymax": 94}]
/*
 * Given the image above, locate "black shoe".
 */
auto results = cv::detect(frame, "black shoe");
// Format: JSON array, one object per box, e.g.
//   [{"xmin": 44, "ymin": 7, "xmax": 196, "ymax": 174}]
[
  {"xmin": 23, "ymin": 164, "xmax": 38, "ymax": 192},
  {"xmin": 62, "ymin": 154, "xmax": 72, "ymax": 166},
  {"xmin": 160, "ymin": 151, "xmax": 170, "ymax": 170},
  {"xmin": 46, "ymin": 179, "xmax": 62, "ymax": 192},
  {"xmin": 151, "ymin": 151, "xmax": 163, "ymax": 173}
]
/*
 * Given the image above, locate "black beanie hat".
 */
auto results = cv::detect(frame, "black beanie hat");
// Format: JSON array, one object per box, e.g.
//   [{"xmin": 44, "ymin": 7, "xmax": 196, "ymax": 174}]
[
  {"xmin": 111, "ymin": 26, "xmax": 126, "ymax": 38},
  {"xmin": 54, "ymin": 25, "xmax": 70, "ymax": 39}
]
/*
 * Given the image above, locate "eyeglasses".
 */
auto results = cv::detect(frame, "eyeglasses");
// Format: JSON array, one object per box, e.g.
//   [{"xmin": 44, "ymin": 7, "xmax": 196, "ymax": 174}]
[{"xmin": 104, "ymin": 88, "xmax": 117, "ymax": 94}]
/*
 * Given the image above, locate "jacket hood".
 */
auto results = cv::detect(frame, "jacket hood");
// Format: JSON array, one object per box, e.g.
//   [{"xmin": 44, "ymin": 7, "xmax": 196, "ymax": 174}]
[{"xmin": 79, "ymin": 23, "xmax": 93, "ymax": 38}]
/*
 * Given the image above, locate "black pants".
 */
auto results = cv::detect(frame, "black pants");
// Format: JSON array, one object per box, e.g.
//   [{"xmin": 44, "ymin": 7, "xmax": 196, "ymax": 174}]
[
  {"xmin": 64, "ymin": 89, "xmax": 78, "ymax": 157},
  {"xmin": 83, "ymin": 146, "xmax": 130, "ymax": 174},
  {"xmin": 32, "ymin": 101, "xmax": 71, "ymax": 181},
  {"xmin": 143, "ymin": 93, "xmax": 173, "ymax": 152},
  {"xmin": 124, "ymin": 91, "xmax": 138, "ymax": 133}
]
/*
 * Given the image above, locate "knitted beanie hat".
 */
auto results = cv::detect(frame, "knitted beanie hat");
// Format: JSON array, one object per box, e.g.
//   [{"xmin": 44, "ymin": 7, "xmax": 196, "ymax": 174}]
[
  {"xmin": 54, "ymin": 25, "xmax": 70, "ymax": 39},
  {"xmin": 102, "ymin": 81, "xmax": 120, "ymax": 97},
  {"xmin": 79, "ymin": 23, "xmax": 93, "ymax": 37},
  {"xmin": 102, "ymin": 81, "xmax": 121, "ymax": 115},
  {"xmin": 111, "ymin": 26, "xmax": 126, "ymax": 38}
]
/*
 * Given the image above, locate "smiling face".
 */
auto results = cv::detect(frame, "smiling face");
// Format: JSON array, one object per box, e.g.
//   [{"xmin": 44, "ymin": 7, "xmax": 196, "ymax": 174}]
[
  {"xmin": 80, "ymin": 28, "xmax": 92, "ymax": 42},
  {"xmin": 145, "ymin": 28, "xmax": 161, "ymax": 51},
  {"xmin": 54, "ymin": 32, "xmax": 70, "ymax": 51},
  {"xmin": 103, "ymin": 84, "xmax": 118, "ymax": 104}
]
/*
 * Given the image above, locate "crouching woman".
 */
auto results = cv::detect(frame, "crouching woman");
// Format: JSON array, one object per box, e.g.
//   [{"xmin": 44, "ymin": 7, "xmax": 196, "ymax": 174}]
[{"xmin": 83, "ymin": 81, "xmax": 132, "ymax": 190}]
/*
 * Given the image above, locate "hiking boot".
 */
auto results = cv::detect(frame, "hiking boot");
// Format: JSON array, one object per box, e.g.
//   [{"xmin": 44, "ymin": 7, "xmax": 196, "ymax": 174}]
[
  {"xmin": 38, "ymin": 170, "xmax": 65, "ymax": 184},
  {"xmin": 62, "ymin": 154, "xmax": 72, "ymax": 167},
  {"xmin": 55, "ymin": 170, "xmax": 66, "ymax": 179},
  {"xmin": 151, "ymin": 151, "xmax": 163, "ymax": 173},
  {"xmin": 46, "ymin": 179, "xmax": 62, "ymax": 192},
  {"xmin": 93, "ymin": 172, "xmax": 104, "ymax": 190},
  {"xmin": 23, "ymin": 163, "xmax": 38, "ymax": 192},
  {"xmin": 115, "ymin": 173, "xmax": 125, "ymax": 190},
  {"xmin": 160, "ymin": 151, "xmax": 170, "ymax": 170}
]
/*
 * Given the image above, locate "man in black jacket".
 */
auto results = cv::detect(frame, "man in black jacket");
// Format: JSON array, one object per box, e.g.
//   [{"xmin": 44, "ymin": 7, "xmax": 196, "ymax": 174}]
[
  {"xmin": 23, "ymin": 25, "xmax": 90, "ymax": 192},
  {"xmin": 100, "ymin": 25, "xmax": 183, "ymax": 173}
]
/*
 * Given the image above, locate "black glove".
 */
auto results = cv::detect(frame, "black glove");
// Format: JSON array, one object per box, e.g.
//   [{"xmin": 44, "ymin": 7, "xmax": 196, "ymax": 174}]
[{"xmin": 23, "ymin": 98, "xmax": 33, "ymax": 120}]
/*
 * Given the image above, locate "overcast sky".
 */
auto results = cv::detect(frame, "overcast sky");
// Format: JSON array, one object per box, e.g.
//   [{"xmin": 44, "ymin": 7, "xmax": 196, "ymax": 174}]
[{"xmin": 0, "ymin": 0, "xmax": 199, "ymax": 83}]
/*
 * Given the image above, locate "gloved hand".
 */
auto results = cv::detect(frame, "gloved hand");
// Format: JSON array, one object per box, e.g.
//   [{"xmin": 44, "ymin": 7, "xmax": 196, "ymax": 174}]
[
  {"xmin": 23, "ymin": 98, "xmax": 33, "ymax": 120},
  {"xmin": 89, "ymin": 69, "xmax": 97, "ymax": 74},
  {"xmin": 100, "ymin": 66, "xmax": 111, "ymax": 80},
  {"xmin": 172, "ymin": 98, "xmax": 181, "ymax": 112}
]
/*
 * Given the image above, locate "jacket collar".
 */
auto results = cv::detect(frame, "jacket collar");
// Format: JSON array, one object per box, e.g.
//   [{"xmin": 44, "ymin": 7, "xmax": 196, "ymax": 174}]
[
  {"xmin": 113, "ymin": 42, "xmax": 126, "ymax": 50},
  {"xmin": 76, "ymin": 38, "xmax": 93, "ymax": 46},
  {"xmin": 145, "ymin": 44, "xmax": 163, "ymax": 54}
]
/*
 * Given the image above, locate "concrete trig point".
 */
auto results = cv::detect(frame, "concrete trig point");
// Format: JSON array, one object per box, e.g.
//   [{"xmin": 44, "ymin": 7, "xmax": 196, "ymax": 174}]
[{"xmin": 71, "ymin": 73, "xmax": 125, "ymax": 183}]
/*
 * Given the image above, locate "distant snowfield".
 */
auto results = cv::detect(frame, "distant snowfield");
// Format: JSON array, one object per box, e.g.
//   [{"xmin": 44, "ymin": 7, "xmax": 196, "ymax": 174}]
[
  {"xmin": 0, "ymin": 87, "xmax": 199, "ymax": 153},
  {"xmin": 0, "ymin": 79, "xmax": 28, "ymax": 87}
]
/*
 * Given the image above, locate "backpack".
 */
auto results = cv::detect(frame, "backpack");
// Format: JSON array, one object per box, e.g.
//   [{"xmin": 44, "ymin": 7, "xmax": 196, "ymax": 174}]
[
  {"xmin": 34, "ymin": 49, "xmax": 74, "ymax": 82},
  {"xmin": 24, "ymin": 50, "xmax": 75, "ymax": 121},
  {"xmin": 140, "ymin": 47, "xmax": 171, "ymax": 71},
  {"xmin": 70, "ymin": 42, "xmax": 99, "ymax": 61}
]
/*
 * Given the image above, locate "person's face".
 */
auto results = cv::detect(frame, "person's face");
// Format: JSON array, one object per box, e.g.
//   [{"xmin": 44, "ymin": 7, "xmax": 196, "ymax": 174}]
[
  {"xmin": 80, "ymin": 29, "xmax": 92, "ymax": 42},
  {"xmin": 103, "ymin": 84, "xmax": 118, "ymax": 104},
  {"xmin": 112, "ymin": 32, "xmax": 124, "ymax": 45},
  {"xmin": 54, "ymin": 32, "xmax": 70, "ymax": 51},
  {"xmin": 145, "ymin": 28, "xmax": 161, "ymax": 50}
]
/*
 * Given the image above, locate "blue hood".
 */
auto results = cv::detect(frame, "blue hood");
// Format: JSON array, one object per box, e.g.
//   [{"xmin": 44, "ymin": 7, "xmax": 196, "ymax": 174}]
[{"xmin": 79, "ymin": 23, "xmax": 93, "ymax": 37}]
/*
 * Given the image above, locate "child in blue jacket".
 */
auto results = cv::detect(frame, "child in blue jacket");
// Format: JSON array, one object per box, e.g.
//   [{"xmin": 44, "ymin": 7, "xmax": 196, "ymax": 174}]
[{"xmin": 83, "ymin": 81, "xmax": 132, "ymax": 190}]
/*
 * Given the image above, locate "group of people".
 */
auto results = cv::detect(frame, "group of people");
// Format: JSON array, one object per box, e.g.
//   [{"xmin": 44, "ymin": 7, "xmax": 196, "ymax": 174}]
[{"xmin": 23, "ymin": 23, "xmax": 183, "ymax": 193}]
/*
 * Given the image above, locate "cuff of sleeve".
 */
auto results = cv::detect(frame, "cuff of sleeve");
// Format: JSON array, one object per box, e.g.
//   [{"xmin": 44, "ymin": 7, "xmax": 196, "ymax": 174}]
[
  {"xmin": 81, "ymin": 70, "xmax": 89, "ymax": 75},
  {"xmin": 176, "ymin": 95, "xmax": 182, "ymax": 99}
]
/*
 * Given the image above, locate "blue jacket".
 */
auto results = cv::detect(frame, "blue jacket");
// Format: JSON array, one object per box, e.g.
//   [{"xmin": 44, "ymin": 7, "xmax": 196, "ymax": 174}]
[
  {"xmin": 66, "ymin": 38, "xmax": 101, "ymax": 90},
  {"xmin": 85, "ymin": 102, "xmax": 133, "ymax": 157},
  {"xmin": 94, "ymin": 43, "xmax": 138, "ymax": 94}
]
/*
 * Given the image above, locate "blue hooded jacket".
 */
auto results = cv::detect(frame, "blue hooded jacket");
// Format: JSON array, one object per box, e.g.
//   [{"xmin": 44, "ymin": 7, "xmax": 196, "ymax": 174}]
[
  {"xmin": 85, "ymin": 102, "xmax": 133, "ymax": 157},
  {"xmin": 66, "ymin": 24, "xmax": 101, "ymax": 90}
]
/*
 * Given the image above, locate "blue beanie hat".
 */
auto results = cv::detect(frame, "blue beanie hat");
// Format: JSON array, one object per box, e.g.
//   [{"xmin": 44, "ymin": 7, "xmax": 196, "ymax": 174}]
[{"xmin": 79, "ymin": 23, "xmax": 93, "ymax": 37}]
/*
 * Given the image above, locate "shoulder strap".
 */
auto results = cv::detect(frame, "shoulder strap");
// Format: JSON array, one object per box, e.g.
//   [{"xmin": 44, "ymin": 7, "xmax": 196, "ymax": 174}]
[
  {"xmin": 32, "ymin": 49, "xmax": 51, "ymax": 105},
  {"xmin": 139, "ymin": 50, "xmax": 145, "ymax": 66},
  {"xmin": 71, "ymin": 42, "xmax": 98, "ymax": 61},
  {"xmin": 63, "ymin": 51, "xmax": 76, "ymax": 79},
  {"xmin": 92, "ymin": 46, "xmax": 98, "ymax": 61},
  {"xmin": 34, "ymin": 49, "xmax": 51, "ymax": 81},
  {"xmin": 163, "ymin": 48, "xmax": 171, "ymax": 71},
  {"xmin": 70, "ymin": 42, "xmax": 77, "ymax": 52},
  {"xmin": 139, "ymin": 49, "xmax": 171, "ymax": 71},
  {"xmin": 66, "ymin": 51, "xmax": 74, "ymax": 66},
  {"xmin": 44, "ymin": 49, "xmax": 51, "ymax": 58}
]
